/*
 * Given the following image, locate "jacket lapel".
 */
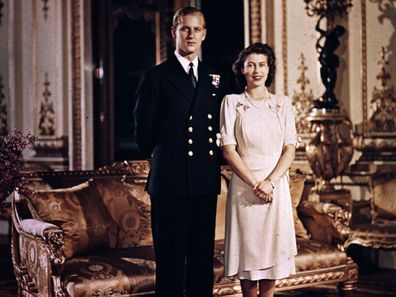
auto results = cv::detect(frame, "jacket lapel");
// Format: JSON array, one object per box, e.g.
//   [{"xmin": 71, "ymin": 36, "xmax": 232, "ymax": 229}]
[{"xmin": 165, "ymin": 56, "xmax": 196, "ymax": 103}]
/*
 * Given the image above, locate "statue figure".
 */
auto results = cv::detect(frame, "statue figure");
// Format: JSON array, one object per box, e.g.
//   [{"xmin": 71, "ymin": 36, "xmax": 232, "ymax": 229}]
[{"xmin": 315, "ymin": 19, "xmax": 346, "ymax": 109}]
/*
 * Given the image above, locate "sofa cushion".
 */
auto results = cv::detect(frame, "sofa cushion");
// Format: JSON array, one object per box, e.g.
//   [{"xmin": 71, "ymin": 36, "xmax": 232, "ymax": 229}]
[
  {"xmin": 295, "ymin": 238, "xmax": 347, "ymax": 271},
  {"xmin": 28, "ymin": 180, "xmax": 118, "ymax": 259},
  {"xmin": 61, "ymin": 246, "xmax": 156, "ymax": 297},
  {"xmin": 121, "ymin": 177, "xmax": 153, "ymax": 246},
  {"xmin": 290, "ymin": 172, "xmax": 310, "ymax": 239},
  {"xmin": 94, "ymin": 178, "xmax": 153, "ymax": 247},
  {"xmin": 371, "ymin": 173, "xmax": 396, "ymax": 223}
]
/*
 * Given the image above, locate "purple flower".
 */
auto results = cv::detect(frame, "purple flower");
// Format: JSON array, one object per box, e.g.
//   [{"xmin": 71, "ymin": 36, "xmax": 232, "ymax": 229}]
[{"xmin": 0, "ymin": 130, "xmax": 35, "ymax": 204}]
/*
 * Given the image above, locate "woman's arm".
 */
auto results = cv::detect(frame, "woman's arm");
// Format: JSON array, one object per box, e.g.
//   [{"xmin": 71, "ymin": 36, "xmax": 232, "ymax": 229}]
[
  {"xmin": 222, "ymin": 144, "xmax": 257, "ymax": 188},
  {"xmin": 254, "ymin": 144, "xmax": 296, "ymax": 196}
]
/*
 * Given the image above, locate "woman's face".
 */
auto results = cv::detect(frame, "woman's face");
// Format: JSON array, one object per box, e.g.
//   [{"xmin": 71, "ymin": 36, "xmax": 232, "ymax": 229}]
[{"xmin": 241, "ymin": 53, "xmax": 269, "ymax": 88}]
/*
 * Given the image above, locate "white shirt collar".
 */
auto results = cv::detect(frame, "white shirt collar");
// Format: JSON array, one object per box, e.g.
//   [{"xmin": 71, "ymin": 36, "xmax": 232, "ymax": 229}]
[{"xmin": 174, "ymin": 50, "xmax": 199, "ymax": 79}]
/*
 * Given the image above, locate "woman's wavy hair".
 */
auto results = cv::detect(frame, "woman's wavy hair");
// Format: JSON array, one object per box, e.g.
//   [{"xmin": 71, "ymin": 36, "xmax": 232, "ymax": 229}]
[{"xmin": 232, "ymin": 43, "xmax": 276, "ymax": 90}]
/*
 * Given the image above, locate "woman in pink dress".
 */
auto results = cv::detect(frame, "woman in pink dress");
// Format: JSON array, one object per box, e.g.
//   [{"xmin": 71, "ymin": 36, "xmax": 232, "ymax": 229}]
[{"xmin": 219, "ymin": 43, "xmax": 298, "ymax": 297}]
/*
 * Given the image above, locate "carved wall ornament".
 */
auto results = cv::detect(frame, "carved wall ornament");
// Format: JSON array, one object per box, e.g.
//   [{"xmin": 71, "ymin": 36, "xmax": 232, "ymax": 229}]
[
  {"xmin": 38, "ymin": 72, "xmax": 56, "ymax": 136},
  {"xmin": 42, "ymin": 0, "xmax": 49, "ymax": 20},
  {"xmin": 292, "ymin": 53, "xmax": 315, "ymax": 135},
  {"xmin": 0, "ymin": 75, "xmax": 7, "ymax": 135},
  {"xmin": 352, "ymin": 45, "xmax": 396, "ymax": 172},
  {"xmin": 0, "ymin": 0, "xmax": 4, "ymax": 26},
  {"xmin": 292, "ymin": 53, "xmax": 315, "ymax": 164},
  {"xmin": 368, "ymin": 48, "xmax": 396, "ymax": 134}
]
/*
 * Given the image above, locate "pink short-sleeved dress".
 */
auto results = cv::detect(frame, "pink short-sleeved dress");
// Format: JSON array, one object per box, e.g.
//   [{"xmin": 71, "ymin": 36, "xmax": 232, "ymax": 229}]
[{"xmin": 219, "ymin": 92, "xmax": 298, "ymax": 280}]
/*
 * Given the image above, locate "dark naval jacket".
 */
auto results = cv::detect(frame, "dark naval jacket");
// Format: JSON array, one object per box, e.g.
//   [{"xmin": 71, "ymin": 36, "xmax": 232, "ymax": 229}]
[{"xmin": 134, "ymin": 55, "xmax": 223, "ymax": 199}]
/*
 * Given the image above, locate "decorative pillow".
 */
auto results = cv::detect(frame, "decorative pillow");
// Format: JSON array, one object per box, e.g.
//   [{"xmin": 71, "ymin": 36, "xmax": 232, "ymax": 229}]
[
  {"xmin": 371, "ymin": 173, "xmax": 396, "ymax": 223},
  {"xmin": 95, "ymin": 177, "xmax": 153, "ymax": 247},
  {"xmin": 28, "ymin": 180, "xmax": 118, "ymax": 259},
  {"xmin": 289, "ymin": 172, "xmax": 310, "ymax": 239}
]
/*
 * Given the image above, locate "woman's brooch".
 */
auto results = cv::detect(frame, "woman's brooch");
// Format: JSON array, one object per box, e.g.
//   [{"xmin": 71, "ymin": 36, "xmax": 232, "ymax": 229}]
[
  {"xmin": 269, "ymin": 103, "xmax": 281, "ymax": 113},
  {"xmin": 237, "ymin": 102, "xmax": 250, "ymax": 111}
]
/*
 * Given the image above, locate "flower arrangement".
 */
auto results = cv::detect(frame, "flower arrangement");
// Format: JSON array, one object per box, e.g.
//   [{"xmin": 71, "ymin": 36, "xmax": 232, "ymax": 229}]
[{"xmin": 0, "ymin": 130, "xmax": 35, "ymax": 205}]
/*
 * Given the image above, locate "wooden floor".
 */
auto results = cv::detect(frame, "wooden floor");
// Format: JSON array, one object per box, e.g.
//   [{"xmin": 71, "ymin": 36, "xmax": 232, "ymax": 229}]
[{"xmin": 1, "ymin": 242, "xmax": 396, "ymax": 297}]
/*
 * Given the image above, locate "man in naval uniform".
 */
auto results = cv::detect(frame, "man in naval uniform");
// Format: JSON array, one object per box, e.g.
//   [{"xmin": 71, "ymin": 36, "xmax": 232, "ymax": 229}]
[{"xmin": 134, "ymin": 6, "xmax": 223, "ymax": 297}]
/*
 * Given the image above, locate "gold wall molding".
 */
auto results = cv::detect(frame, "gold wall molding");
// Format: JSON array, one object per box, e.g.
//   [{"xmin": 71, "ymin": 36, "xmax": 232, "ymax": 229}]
[
  {"xmin": 249, "ymin": 0, "xmax": 261, "ymax": 43},
  {"xmin": 361, "ymin": 0, "xmax": 368, "ymax": 135},
  {"xmin": 0, "ymin": 75, "xmax": 7, "ymax": 135},
  {"xmin": 38, "ymin": 72, "xmax": 56, "ymax": 136},
  {"xmin": 282, "ymin": 0, "xmax": 288, "ymax": 95},
  {"xmin": 72, "ymin": 0, "xmax": 82, "ymax": 169},
  {"xmin": 42, "ymin": 0, "xmax": 49, "ymax": 20}
]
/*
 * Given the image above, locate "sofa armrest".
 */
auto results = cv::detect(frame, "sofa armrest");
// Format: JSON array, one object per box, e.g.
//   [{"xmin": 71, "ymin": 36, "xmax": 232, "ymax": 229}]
[
  {"xmin": 12, "ymin": 193, "xmax": 66, "ymax": 296},
  {"xmin": 19, "ymin": 219, "xmax": 65, "ymax": 267},
  {"xmin": 299, "ymin": 201, "xmax": 351, "ymax": 250}
]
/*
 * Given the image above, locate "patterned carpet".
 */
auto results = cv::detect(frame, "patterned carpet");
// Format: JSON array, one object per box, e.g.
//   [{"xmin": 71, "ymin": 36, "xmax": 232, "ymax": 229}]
[{"xmin": 1, "ymin": 240, "xmax": 395, "ymax": 297}]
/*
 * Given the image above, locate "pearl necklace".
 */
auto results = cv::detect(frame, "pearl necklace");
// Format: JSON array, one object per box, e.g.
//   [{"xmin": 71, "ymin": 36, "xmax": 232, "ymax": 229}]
[{"xmin": 244, "ymin": 89, "xmax": 271, "ymax": 109}]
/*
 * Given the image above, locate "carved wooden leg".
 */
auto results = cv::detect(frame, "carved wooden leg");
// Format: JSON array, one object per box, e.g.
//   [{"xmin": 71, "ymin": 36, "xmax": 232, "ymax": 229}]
[{"xmin": 338, "ymin": 258, "xmax": 358, "ymax": 295}]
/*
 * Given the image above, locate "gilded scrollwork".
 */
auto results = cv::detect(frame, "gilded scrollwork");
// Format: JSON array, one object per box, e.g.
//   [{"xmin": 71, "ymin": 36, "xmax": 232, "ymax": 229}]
[
  {"xmin": 276, "ymin": 271, "xmax": 345, "ymax": 288},
  {"xmin": 38, "ymin": 72, "xmax": 56, "ymax": 136},
  {"xmin": 329, "ymin": 208, "xmax": 351, "ymax": 248},
  {"xmin": 44, "ymin": 230, "xmax": 65, "ymax": 268},
  {"xmin": 0, "ymin": 74, "xmax": 7, "ymax": 135}
]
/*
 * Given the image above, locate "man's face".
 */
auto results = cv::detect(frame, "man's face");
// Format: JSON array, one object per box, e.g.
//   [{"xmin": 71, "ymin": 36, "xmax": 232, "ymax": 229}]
[{"xmin": 172, "ymin": 13, "xmax": 206, "ymax": 60}]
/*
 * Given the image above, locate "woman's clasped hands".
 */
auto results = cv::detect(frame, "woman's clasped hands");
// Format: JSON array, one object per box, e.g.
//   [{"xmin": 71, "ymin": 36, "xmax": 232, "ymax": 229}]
[{"xmin": 253, "ymin": 179, "xmax": 274, "ymax": 203}]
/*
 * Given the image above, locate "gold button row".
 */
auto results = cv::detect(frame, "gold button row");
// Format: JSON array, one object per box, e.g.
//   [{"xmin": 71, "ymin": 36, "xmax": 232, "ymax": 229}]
[
  {"xmin": 188, "ymin": 138, "xmax": 213, "ymax": 145},
  {"xmin": 188, "ymin": 150, "xmax": 214, "ymax": 157},
  {"xmin": 188, "ymin": 114, "xmax": 212, "ymax": 120},
  {"xmin": 188, "ymin": 126, "xmax": 213, "ymax": 132}
]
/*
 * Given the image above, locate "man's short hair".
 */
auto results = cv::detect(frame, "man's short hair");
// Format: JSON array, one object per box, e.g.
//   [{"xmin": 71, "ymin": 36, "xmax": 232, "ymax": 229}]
[{"xmin": 172, "ymin": 6, "xmax": 206, "ymax": 28}]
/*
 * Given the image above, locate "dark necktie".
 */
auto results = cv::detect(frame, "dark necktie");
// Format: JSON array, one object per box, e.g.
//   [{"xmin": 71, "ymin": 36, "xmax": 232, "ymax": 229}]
[{"xmin": 188, "ymin": 62, "xmax": 197, "ymax": 88}]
